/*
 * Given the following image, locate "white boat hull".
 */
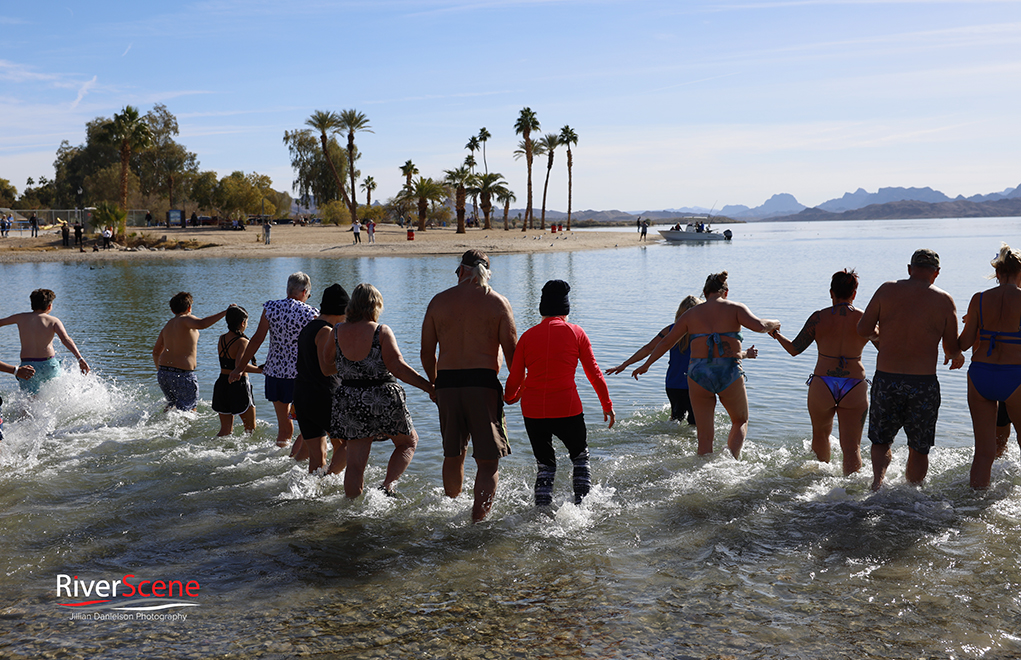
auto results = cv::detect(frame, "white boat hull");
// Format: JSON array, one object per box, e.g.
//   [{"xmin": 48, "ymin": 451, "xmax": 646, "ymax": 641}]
[{"xmin": 658, "ymin": 227, "xmax": 731, "ymax": 242}]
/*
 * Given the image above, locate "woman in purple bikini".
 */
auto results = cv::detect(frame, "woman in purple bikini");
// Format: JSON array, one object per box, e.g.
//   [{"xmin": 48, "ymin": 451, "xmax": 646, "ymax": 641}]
[
  {"xmin": 958, "ymin": 243, "xmax": 1021, "ymax": 489},
  {"xmin": 770, "ymin": 270, "xmax": 876, "ymax": 475}
]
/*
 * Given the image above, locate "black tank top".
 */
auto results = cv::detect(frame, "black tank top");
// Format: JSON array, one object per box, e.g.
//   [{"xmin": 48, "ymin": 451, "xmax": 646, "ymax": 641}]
[{"xmin": 218, "ymin": 333, "xmax": 252, "ymax": 370}]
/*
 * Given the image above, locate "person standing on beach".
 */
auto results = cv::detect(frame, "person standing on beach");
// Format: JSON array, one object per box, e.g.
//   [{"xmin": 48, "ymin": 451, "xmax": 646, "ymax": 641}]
[
  {"xmin": 857, "ymin": 249, "xmax": 964, "ymax": 490},
  {"xmin": 262, "ymin": 220, "xmax": 271, "ymax": 245},
  {"xmin": 770, "ymin": 269, "xmax": 875, "ymax": 475},
  {"xmin": 73, "ymin": 221, "xmax": 83, "ymax": 246},
  {"xmin": 366, "ymin": 220, "xmax": 375, "ymax": 243},
  {"xmin": 230, "ymin": 272, "xmax": 318, "ymax": 449},
  {"xmin": 0, "ymin": 289, "xmax": 89, "ymax": 394},
  {"xmin": 352, "ymin": 220, "xmax": 362, "ymax": 244},
  {"xmin": 29, "ymin": 214, "xmax": 38, "ymax": 238},
  {"xmin": 421, "ymin": 249, "xmax": 518, "ymax": 522},
  {"xmin": 152, "ymin": 292, "xmax": 231, "ymax": 411},
  {"xmin": 639, "ymin": 219, "xmax": 649, "ymax": 241}
]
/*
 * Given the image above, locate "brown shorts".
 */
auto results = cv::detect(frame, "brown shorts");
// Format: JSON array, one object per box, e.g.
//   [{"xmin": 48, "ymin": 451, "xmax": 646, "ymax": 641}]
[{"xmin": 436, "ymin": 369, "xmax": 511, "ymax": 460}]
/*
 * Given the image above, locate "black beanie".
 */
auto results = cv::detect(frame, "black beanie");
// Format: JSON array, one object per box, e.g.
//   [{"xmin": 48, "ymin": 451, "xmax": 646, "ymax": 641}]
[
  {"xmin": 539, "ymin": 280, "xmax": 570, "ymax": 316},
  {"xmin": 321, "ymin": 284, "xmax": 350, "ymax": 316}
]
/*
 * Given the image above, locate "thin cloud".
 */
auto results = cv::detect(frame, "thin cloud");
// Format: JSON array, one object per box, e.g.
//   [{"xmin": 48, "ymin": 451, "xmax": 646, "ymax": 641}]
[
  {"xmin": 122, "ymin": 43, "xmax": 133, "ymax": 57},
  {"xmin": 70, "ymin": 76, "xmax": 97, "ymax": 109}
]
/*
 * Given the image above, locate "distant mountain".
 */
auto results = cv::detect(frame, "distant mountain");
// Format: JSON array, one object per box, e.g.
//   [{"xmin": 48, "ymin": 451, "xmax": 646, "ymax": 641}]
[
  {"xmin": 771, "ymin": 196, "xmax": 1021, "ymax": 222},
  {"xmin": 721, "ymin": 193, "xmax": 806, "ymax": 219},
  {"xmin": 818, "ymin": 186, "xmax": 952, "ymax": 212}
]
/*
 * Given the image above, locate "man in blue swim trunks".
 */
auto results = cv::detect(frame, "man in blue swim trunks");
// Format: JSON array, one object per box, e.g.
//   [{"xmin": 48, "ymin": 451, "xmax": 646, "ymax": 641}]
[
  {"xmin": 0, "ymin": 289, "xmax": 90, "ymax": 395},
  {"xmin": 857, "ymin": 249, "xmax": 965, "ymax": 490},
  {"xmin": 152, "ymin": 292, "xmax": 231, "ymax": 411}
]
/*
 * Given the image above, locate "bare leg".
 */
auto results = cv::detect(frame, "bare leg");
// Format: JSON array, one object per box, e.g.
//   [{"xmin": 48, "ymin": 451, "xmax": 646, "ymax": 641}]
[
  {"xmin": 905, "ymin": 447, "xmax": 929, "ymax": 485},
  {"xmin": 835, "ymin": 385, "xmax": 868, "ymax": 476},
  {"xmin": 806, "ymin": 379, "xmax": 835, "ymax": 464},
  {"xmin": 327, "ymin": 438, "xmax": 347, "ymax": 475},
  {"xmin": 443, "ymin": 450, "xmax": 467, "ymax": 498},
  {"xmin": 382, "ymin": 431, "xmax": 417, "ymax": 492},
  {"xmin": 871, "ymin": 443, "xmax": 892, "ymax": 491},
  {"xmin": 216, "ymin": 413, "xmax": 234, "ymax": 437},
  {"xmin": 968, "ymin": 379, "xmax": 998, "ymax": 489},
  {"xmin": 473, "ymin": 458, "xmax": 500, "ymax": 523},
  {"xmin": 344, "ymin": 438, "xmax": 373, "ymax": 498},
  {"xmin": 240, "ymin": 405, "xmax": 257, "ymax": 434},
  {"xmin": 687, "ymin": 378, "xmax": 718, "ymax": 455},
  {"xmin": 272, "ymin": 400, "xmax": 293, "ymax": 447},
  {"xmin": 291, "ymin": 434, "xmax": 309, "ymax": 461},
  {"xmin": 306, "ymin": 435, "xmax": 328, "ymax": 473},
  {"xmin": 717, "ymin": 378, "xmax": 749, "ymax": 459}
]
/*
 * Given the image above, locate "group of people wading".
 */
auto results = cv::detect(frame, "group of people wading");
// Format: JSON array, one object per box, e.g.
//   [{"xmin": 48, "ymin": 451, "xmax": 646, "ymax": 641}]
[
  {"xmin": 616, "ymin": 245, "xmax": 1021, "ymax": 492},
  {"xmin": 69, "ymin": 242, "xmax": 1021, "ymax": 522}
]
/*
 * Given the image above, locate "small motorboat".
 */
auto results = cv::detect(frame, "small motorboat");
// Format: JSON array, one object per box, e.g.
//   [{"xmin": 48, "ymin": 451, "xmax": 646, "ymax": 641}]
[{"xmin": 658, "ymin": 223, "xmax": 732, "ymax": 242}]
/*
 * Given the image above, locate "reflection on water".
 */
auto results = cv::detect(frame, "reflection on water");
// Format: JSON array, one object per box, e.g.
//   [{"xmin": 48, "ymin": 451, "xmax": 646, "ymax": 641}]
[{"xmin": 2, "ymin": 218, "xmax": 1021, "ymax": 658}]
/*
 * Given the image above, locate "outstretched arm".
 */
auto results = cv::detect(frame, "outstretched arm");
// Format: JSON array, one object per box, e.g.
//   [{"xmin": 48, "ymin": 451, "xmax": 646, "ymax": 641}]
[
  {"xmin": 943, "ymin": 296, "xmax": 965, "ymax": 370},
  {"xmin": 958, "ymin": 294, "xmax": 980, "ymax": 354},
  {"xmin": 230, "ymin": 311, "xmax": 268, "ymax": 382},
  {"xmin": 606, "ymin": 326, "xmax": 671, "ymax": 375},
  {"xmin": 420, "ymin": 305, "xmax": 438, "ymax": 383},
  {"xmin": 54, "ymin": 319, "xmax": 89, "ymax": 374},
  {"xmin": 0, "ymin": 361, "xmax": 34, "ymax": 380},
  {"xmin": 737, "ymin": 303, "xmax": 780, "ymax": 334},
  {"xmin": 770, "ymin": 312, "xmax": 817, "ymax": 357},
  {"xmin": 185, "ymin": 306, "xmax": 230, "ymax": 331},
  {"xmin": 380, "ymin": 325, "xmax": 434, "ymax": 395},
  {"xmin": 632, "ymin": 322, "xmax": 687, "ymax": 379}
]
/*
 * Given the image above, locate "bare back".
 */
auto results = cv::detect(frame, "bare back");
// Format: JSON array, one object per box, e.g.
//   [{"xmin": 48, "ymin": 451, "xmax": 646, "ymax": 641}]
[
  {"xmin": 810, "ymin": 305, "xmax": 870, "ymax": 378},
  {"xmin": 421, "ymin": 282, "xmax": 517, "ymax": 376},
  {"xmin": 679, "ymin": 297, "xmax": 771, "ymax": 359},
  {"xmin": 960, "ymin": 285, "xmax": 1021, "ymax": 365},
  {"xmin": 859, "ymin": 278, "xmax": 959, "ymax": 374},
  {"xmin": 155, "ymin": 315, "xmax": 202, "ymax": 371},
  {"xmin": 11, "ymin": 312, "xmax": 64, "ymax": 360}
]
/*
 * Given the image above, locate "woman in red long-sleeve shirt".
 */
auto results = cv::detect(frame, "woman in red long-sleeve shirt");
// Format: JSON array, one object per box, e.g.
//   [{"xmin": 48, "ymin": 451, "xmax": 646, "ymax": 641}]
[{"xmin": 505, "ymin": 280, "xmax": 615, "ymax": 506}]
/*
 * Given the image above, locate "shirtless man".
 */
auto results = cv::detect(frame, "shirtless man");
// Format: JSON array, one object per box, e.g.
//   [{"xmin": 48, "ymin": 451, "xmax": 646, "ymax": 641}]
[
  {"xmin": 421, "ymin": 250, "xmax": 517, "ymax": 522},
  {"xmin": 857, "ymin": 249, "xmax": 965, "ymax": 490},
  {"xmin": 0, "ymin": 289, "xmax": 89, "ymax": 394},
  {"xmin": 152, "ymin": 292, "xmax": 230, "ymax": 411}
]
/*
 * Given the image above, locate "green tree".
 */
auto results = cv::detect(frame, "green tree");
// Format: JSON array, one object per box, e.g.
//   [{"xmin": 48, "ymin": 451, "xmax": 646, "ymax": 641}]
[
  {"xmin": 51, "ymin": 118, "xmax": 120, "ymax": 208},
  {"xmin": 443, "ymin": 166, "xmax": 473, "ymax": 234},
  {"xmin": 536, "ymin": 133, "xmax": 560, "ymax": 231},
  {"xmin": 138, "ymin": 103, "xmax": 198, "ymax": 208},
  {"xmin": 320, "ymin": 199, "xmax": 350, "ymax": 225},
  {"xmin": 190, "ymin": 171, "xmax": 219, "ymax": 214},
  {"xmin": 477, "ymin": 127, "xmax": 491, "ymax": 175},
  {"xmin": 101, "ymin": 106, "xmax": 153, "ymax": 210},
  {"xmin": 558, "ymin": 125, "xmax": 578, "ymax": 230},
  {"xmin": 338, "ymin": 109, "xmax": 372, "ymax": 223},
  {"xmin": 214, "ymin": 171, "xmax": 274, "ymax": 220},
  {"xmin": 84, "ymin": 164, "xmax": 140, "ymax": 210},
  {"xmin": 283, "ymin": 128, "xmax": 346, "ymax": 209},
  {"xmin": 397, "ymin": 176, "xmax": 448, "ymax": 231},
  {"xmin": 469, "ymin": 172, "xmax": 509, "ymax": 231},
  {"xmin": 496, "ymin": 188, "xmax": 516, "ymax": 231},
  {"xmin": 399, "ymin": 160, "xmax": 418, "ymax": 190},
  {"xmin": 304, "ymin": 111, "xmax": 353, "ymax": 212},
  {"xmin": 514, "ymin": 107, "xmax": 540, "ymax": 231},
  {"xmin": 0, "ymin": 179, "xmax": 17, "ymax": 207},
  {"xmin": 92, "ymin": 200, "xmax": 127, "ymax": 236},
  {"xmin": 360, "ymin": 175, "xmax": 377, "ymax": 206}
]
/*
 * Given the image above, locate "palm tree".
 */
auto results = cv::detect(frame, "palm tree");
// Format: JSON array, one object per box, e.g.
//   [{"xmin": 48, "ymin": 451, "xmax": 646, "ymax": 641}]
[
  {"xmin": 443, "ymin": 166, "xmax": 473, "ymax": 234},
  {"xmin": 399, "ymin": 160, "xmax": 418, "ymax": 189},
  {"xmin": 514, "ymin": 107, "xmax": 540, "ymax": 231},
  {"xmin": 513, "ymin": 138, "xmax": 547, "ymax": 225},
  {"xmin": 305, "ymin": 110, "xmax": 353, "ymax": 211},
  {"xmin": 465, "ymin": 135, "xmax": 480, "ymax": 170},
  {"xmin": 338, "ymin": 109, "xmax": 372, "ymax": 223},
  {"xmin": 463, "ymin": 154, "xmax": 479, "ymax": 221},
  {"xmin": 496, "ymin": 188, "xmax": 516, "ymax": 231},
  {"xmin": 477, "ymin": 127, "xmax": 491, "ymax": 174},
  {"xmin": 559, "ymin": 125, "xmax": 578, "ymax": 230},
  {"xmin": 360, "ymin": 175, "xmax": 377, "ymax": 206},
  {"xmin": 398, "ymin": 176, "xmax": 448, "ymax": 231},
  {"xmin": 101, "ymin": 106, "xmax": 153, "ymax": 211},
  {"xmin": 470, "ymin": 172, "xmax": 509, "ymax": 231},
  {"xmin": 536, "ymin": 133, "xmax": 560, "ymax": 231}
]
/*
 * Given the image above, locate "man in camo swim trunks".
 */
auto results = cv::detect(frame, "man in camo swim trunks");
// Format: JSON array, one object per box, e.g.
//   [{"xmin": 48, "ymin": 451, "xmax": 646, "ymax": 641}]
[
  {"xmin": 0, "ymin": 289, "xmax": 89, "ymax": 394},
  {"xmin": 152, "ymin": 292, "xmax": 231, "ymax": 411},
  {"xmin": 857, "ymin": 249, "xmax": 965, "ymax": 490}
]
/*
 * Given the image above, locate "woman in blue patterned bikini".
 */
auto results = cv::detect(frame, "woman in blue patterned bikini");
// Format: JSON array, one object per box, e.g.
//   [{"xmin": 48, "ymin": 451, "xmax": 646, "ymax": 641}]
[
  {"xmin": 769, "ymin": 270, "xmax": 876, "ymax": 475},
  {"xmin": 632, "ymin": 271, "xmax": 779, "ymax": 458},
  {"xmin": 958, "ymin": 243, "xmax": 1021, "ymax": 489}
]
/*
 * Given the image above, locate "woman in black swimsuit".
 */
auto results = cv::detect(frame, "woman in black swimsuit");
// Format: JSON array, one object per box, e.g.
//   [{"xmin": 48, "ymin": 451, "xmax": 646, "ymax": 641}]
[{"xmin": 213, "ymin": 306, "xmax": 263, "ymax": 436}]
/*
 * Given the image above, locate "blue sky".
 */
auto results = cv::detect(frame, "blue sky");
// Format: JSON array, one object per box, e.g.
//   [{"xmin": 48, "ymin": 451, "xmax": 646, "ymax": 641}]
[{"xmin": 2, "ymin": 0, "xmax": 1020, "ymax": 211}]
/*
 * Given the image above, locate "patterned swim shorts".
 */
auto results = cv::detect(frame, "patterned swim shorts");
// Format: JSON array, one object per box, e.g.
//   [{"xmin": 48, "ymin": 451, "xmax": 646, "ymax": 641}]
[{"xmin": 867, "ymin": 370, "xmax": 940, "ymax": 455}]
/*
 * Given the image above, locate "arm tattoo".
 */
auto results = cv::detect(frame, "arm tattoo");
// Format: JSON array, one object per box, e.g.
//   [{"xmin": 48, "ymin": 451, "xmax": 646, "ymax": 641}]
[{"xmin": 790, "ymin": 313, "xmax": 819, "ymax": 355}]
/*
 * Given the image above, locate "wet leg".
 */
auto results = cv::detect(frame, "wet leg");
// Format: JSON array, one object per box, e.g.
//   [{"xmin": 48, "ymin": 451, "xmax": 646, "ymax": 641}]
[
  {"xmin": 835, "ymin": 385, "xmax": 868, "ymax": 476},
  {"xmin": 871, "ymin": 443, "xmax": 892, "ymax": 491},
  {"xmin": 806, "ymin": 379, "xmax": 835, "ymax": 464},
  {"xmin": 473, "ymin": 459, "xmax": 499, "ymax": 522},
  {"xmin": 327, "ymin": 438, "xmax": 348, "ymax": 475},
  {"xmin": 216, "ymin": 413, "xmax": 234, "ymax": 437},
  {"xmin": 717, "ymin": 378, "xmax": 749, "ymax": 459},
  {"xmin": 382, "ymin": 431, "xmax": 417, "ymax": 493},
  {"xmin": 687, "ymin": 378, "xmax": 717, "ymax": 455},
  {"xmin": 443, "ymin": 451, "xmax": 467, "ymax": 498},
  {"xmin": 968, "ymin": 379, "xmax": 998, "ymax": 489},
  {"xmin": 343, "ymin": 438, "xmax": 373, "ymax": 498}
]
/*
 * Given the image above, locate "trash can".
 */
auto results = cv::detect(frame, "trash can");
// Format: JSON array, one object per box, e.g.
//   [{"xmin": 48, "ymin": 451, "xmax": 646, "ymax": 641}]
[{"xmin": 407, "ymin": 228, "xmax": 415, "ymax": 241}]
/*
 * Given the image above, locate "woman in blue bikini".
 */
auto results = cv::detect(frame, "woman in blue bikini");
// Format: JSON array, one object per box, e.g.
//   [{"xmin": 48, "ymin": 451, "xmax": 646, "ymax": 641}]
[
  {"xmin": 632, "ymin": 271, "xmax": 778, "ymax": 458},
  {"xmin": 958, "ymin": 243, "xmax": 1021, "ymax": 489},
  {"xmin": 769, "ymin": 270, "xmax": 875, "ymax": 475}
]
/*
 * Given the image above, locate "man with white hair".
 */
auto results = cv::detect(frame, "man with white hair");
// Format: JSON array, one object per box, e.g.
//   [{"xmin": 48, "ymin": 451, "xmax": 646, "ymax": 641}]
[{"xmin": 421, "ymin": 250, "xmax": 518, "ymax": 522}]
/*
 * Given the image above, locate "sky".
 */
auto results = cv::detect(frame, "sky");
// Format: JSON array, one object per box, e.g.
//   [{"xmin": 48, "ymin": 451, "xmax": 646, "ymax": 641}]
[{"xmin": 2, "ymin": 0, "xmax": 1020, "ymax": 212}]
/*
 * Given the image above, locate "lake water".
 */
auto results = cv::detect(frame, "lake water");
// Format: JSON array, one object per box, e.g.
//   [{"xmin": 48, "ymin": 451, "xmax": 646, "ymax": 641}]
[{"xmin": 2, "ymin": 217, "xmax": 1021, "ymax": 659}]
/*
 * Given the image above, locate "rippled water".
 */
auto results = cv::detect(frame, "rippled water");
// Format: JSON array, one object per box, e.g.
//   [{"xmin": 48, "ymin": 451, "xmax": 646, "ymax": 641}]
[{"xmin": 2, "ymin": 218, "xmax": 1021, "ymax": 659}]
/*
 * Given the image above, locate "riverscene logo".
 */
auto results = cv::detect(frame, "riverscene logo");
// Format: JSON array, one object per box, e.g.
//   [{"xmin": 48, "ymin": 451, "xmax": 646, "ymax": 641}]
[{"xmin": 57, "ymin": 574, "xmax": 201, "ymax": 621}]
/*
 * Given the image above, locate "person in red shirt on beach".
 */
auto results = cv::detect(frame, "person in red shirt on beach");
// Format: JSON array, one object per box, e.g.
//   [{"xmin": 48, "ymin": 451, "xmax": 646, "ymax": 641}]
[{"xmin": 505, "ymin": 280, "xmax": 615, "ymax": 507}]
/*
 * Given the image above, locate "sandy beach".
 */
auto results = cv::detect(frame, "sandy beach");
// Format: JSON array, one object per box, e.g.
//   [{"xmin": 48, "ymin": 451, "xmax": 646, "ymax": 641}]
[{"xmin": 0, "ymin": 223, "xmax": 640, "ymax": 263}]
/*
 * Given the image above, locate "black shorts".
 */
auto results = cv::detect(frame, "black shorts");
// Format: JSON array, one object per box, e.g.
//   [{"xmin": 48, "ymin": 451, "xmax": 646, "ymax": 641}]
[{"xmin": 867, "ymin": 371, "xmax": 940, "ymax": 455}]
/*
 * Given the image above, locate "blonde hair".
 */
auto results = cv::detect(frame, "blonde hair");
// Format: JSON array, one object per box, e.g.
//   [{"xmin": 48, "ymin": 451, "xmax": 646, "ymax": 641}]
[
  {"xmin": 675, "ymin": 295, "xmax": 703, "ymax": 321},
  {"xmin": 345, "ymin": 283, "xmax": 384, "ymax": 323},
  {"xmin": 990, "ymin": 243, "xmax": 1021, "ymax": 280}
]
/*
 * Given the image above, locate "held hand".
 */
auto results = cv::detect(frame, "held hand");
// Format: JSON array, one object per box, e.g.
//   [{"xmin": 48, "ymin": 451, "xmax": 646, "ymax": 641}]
[
  {"xmin": 946, "ymin": 352, "xmax": 966, "ymax": 370},
  {"xmin": 604, "ymin": 364, "xmax": 626, "ymax": 375},
  {"xmin": 605, "ymin": 409, "xmax": 615, "ymax": 429},
  {"xmin": 15, "ymin": 365, "xmax": 34, "ymax": 380},
  {"xmin": 631, "ymin": 365, "xmax": 648, "ymax": 380},
  {"xmin": 764, "ymin": 320, "xmax": 780, "ymax": 333},
  {"xmin": 228, "ymin": 367, "xmax": 242, "ymax": 383}
]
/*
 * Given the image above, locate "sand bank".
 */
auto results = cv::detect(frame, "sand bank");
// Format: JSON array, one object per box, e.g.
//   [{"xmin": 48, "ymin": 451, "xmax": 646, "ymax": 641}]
[{"xmin": 0, "ymin": 223, "xmax": 643, "ymax": 263}]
